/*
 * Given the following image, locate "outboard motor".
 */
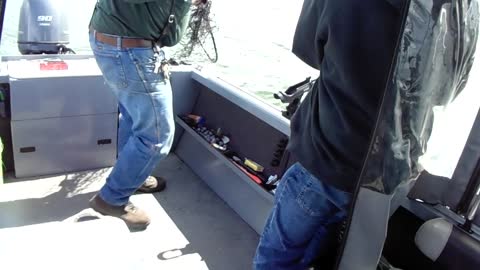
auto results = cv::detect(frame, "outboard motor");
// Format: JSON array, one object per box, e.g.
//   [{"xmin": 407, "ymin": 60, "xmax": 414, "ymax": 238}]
[{"xmin": 17, "ymin": 0, "xmax": 71, "ymax": 55}]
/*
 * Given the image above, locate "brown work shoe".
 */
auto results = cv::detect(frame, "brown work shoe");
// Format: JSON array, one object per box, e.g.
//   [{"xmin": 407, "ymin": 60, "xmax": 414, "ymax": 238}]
[
  {"xmin": 137, "ymin": 176, "xmax": 166, "ymax": 193},
  {"xmin": 89, "ymin": 195, "xmax": 150, "ymax": 231}
]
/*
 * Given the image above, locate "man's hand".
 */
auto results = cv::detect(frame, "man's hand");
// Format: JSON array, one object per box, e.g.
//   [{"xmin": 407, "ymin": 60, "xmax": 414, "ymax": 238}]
[{"xmin": 192, "ymin": 0, "xmax": 207, "ymax": 6}]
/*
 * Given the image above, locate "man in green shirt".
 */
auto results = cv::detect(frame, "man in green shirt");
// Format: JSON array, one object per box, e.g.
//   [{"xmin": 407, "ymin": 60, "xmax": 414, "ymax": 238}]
[{"xmin": 88, "ymin": 0, "xmax": 198, "ymax": 231}]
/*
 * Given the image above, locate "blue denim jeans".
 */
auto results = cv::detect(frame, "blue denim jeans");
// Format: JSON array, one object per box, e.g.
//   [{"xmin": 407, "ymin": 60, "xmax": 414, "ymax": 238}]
[
  {"xmin": 89, "ymin": 32, "xmax": 174, "ymax": 206},
  {"xmin": 254, "ymin": 163, "xmax": 352, "ymax": 270}
]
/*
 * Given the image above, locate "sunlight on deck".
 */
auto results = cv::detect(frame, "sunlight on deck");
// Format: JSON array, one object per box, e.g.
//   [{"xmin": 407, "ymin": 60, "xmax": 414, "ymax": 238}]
[{"xmin": 0, "ymin": 154, "xmax": 259, "ymax": 270}]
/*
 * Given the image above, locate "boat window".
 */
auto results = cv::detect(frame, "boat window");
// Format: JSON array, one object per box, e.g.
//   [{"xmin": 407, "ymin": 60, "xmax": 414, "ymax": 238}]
[
  {"xmin": 0, "ymin": 0, "xmax": 97, "ymax": 56},
  {"xmin": 418, "ymin": 40, "xmax": 480, "ymax": 180}
]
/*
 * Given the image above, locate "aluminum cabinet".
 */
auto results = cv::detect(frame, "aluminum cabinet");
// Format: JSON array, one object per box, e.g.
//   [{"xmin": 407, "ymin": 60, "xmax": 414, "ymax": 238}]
[
  {"xmin": 6, "ymin": 57, "xmax": 117, "ymax": 178},
  {"xmin": 173, "ymin": 70, "xmax": 290, "ymax": 234}
]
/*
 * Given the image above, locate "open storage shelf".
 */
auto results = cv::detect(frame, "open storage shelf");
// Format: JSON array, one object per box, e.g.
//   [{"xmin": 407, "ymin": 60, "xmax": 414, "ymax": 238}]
[
  {"xmin": 175, "ymin": 116, "xmax": 274, "ymax": 203},
  {"xmin": 170, "ymin": 70, "xmax": 291, "ymax": 234}
]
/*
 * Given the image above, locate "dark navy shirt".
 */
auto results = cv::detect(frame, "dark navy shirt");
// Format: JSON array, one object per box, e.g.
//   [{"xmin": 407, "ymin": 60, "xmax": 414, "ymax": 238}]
[{"xmin": 288, "ymin": 0, "xmax": 404, "ymax": 192}]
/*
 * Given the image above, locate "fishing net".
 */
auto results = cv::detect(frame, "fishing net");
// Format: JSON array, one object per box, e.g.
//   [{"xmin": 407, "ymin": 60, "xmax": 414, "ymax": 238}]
[{"xmin": 173, "ymin": 0, "xmax": 218, "ymax": 64}]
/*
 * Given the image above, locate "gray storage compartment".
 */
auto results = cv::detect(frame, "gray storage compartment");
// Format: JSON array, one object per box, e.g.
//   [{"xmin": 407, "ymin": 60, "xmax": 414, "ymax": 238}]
[
  {"xmin": 176, "ymin": 119, "xmax": 273, "ymax": 234},
  {"xmin": 10, "ymin": 76, "xmax": 117, "ymax": 121},
  {"xmin": 12, "ymin": 114, "xmax": 117, "ymax": 178},
  {"xmin": 173, "ymin": 74, "xmax": 291, "ymax": 234},
  {"xmin": 6, "ymin": 57, "xmax": 118, "ymax": 178}
]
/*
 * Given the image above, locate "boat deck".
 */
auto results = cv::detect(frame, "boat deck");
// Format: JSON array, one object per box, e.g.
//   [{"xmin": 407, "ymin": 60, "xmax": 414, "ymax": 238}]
[{"xmin": 0, "ymin": 154, "xmax": 259, "ymax": 270}]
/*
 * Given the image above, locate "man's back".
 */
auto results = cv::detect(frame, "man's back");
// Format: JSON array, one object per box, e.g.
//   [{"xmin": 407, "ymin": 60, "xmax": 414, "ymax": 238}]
[
  {"xmin": 88, "ymin": 0, "xmax": 193, "ymax": 232},
  {"xmin": 288, "ymin": 0, "xmax": 404, "ymax": 192},
  {"xmin": 90, "ymin": 0, "xmax": 191, "ymax": 43}
]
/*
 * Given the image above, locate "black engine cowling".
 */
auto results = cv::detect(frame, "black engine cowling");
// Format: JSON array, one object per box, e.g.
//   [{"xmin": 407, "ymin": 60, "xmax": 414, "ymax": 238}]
[{"xmin": 17, "ymin": 0, "xmax": 69, "ymax": 55}]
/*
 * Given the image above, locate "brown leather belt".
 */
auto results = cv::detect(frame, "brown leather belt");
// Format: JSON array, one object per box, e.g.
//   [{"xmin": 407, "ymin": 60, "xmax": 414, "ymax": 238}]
[{"xmin": 91, "ymin": 28, "xmax": 153, "ymax": 49}]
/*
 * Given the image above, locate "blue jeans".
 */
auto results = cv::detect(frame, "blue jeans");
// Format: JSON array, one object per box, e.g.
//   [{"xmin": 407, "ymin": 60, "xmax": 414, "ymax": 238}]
[
  {"xmin": 89, "ymin": 32, "xmax": 174, "ymax": 206},
  {"xmin": 254, "ymin": 163, "xmax": 352, "ymax": 270}
]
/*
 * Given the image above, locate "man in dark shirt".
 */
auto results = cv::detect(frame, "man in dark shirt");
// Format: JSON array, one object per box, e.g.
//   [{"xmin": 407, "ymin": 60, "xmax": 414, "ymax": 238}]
[
  {"xmin": 254, "ymin": 0, "xmax": 403, "ymax": 268},
  {"xmin": 87, "ymin": 0, "xmax": 195, "ymax": 231}
]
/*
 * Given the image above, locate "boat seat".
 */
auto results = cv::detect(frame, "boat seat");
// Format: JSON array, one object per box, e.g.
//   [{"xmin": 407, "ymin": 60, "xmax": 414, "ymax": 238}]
[
  {"xmin": 0, "ymin": 209, "xmax": 137, "ymax": 270},
  {"xmin": 415, "ymin": 218, "xmax": 480, "ymax": 270}
]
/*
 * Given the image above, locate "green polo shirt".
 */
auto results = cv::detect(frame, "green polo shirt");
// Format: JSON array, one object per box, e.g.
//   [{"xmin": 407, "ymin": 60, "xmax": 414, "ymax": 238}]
[{"xmin": 90, "ymin": 0, "xmax": 191, "ymax": 46}]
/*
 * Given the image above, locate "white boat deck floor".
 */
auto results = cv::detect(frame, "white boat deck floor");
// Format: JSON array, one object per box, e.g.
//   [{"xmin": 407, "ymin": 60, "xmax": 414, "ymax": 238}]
[{"xmin": 0, "ymin": 154, "xmax": 260, "ymax": 270}]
